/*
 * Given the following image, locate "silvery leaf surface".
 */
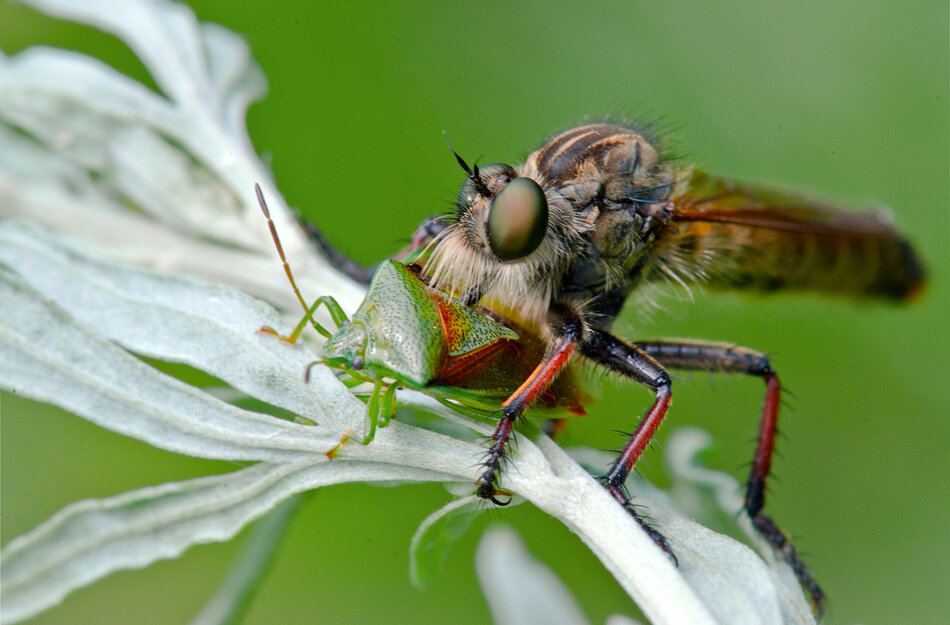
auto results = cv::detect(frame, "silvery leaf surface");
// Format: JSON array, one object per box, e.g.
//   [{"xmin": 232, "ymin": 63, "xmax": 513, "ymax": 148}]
[
  {"xmin": 0, "ymin": 0, "xmax": 363, "ymax": 310},
  {"xmin": 476, "ymin": 527, "xmax": 593, "ymax": 625}
]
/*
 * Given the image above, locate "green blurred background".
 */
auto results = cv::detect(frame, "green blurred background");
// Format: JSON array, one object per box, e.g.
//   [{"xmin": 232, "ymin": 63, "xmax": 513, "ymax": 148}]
[{"xmin": 1, "ymin": 1, "xmax": 947, "ymax": 623}]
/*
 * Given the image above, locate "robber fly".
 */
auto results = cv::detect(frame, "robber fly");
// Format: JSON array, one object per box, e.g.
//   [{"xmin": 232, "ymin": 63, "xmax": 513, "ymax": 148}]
[{"xmin": 305, "ymin": 123, "xmax": 925, "ymax": 615}]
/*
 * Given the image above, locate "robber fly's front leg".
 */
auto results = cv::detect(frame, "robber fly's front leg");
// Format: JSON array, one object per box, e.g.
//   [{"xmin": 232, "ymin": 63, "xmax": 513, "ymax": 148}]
[
  {"xmin": 475, "ymin": 304, "xmax": 584, "ymax": 503},
  {"xmin": 301, "ymin": 215, "xmax": 451, "ymax": 286},
  {"xmin": 634, "ymin": 339, "xmax": 825, "ymax": 616},
  {"xmin": 579, "ymin": 329, "xmax": 676, "ymax": 554},
  {"xmin": 299, "ymin": 221, "xmax": 378, "ymax": 285}
]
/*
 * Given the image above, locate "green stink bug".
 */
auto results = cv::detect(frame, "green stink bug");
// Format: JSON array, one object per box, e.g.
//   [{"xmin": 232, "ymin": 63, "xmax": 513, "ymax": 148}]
[{"xmin": 255, "ymin": 185, "xmax": 584, "ymax": 449}]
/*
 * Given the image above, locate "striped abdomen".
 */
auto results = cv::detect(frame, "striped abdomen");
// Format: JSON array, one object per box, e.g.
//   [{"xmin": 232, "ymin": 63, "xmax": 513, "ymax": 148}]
[{"xmin": 655, "ymin": 169, "xmax": 925, "ymax": 301}]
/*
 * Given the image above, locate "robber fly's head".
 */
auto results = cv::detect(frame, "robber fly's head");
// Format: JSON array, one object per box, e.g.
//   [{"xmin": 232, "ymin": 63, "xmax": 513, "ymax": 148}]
[
  {"xmin": 421, "ymin": 136, "xmax": 591, "ymax": 325},
  {"xmin": 423, "ymin": 124, "xmax": 675, "ymax": 326},
  {"xmin": 454, "ymin": 162, "xmax": 550, "ymax": 262}
]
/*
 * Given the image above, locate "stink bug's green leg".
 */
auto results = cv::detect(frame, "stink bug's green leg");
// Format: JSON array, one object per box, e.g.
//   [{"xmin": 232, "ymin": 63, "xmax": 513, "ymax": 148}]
[
  {"xmin": 318, "ymin": 294, "xmax": 350, "ymax": 327},
  {"xmin": 378, "ymin": 382, "xmax": 398, "ymax": 428},
  {"xmin": 261, "ymin": 295, "xmax": 344, "ymax": 343},
  {"xmin": 340, "ymin": 376, "xmax": 367, "ymax": 389},
  {"xmin": 307, "ymin": 358, "xmax": 374, "ymax": 389},
  {"xmin": 361, "ymin": 377, "xmax": 385, "ymax": 445},
  {"xmin": 288, "ymin": 293, "xmax": 350, "ymax": 343}
]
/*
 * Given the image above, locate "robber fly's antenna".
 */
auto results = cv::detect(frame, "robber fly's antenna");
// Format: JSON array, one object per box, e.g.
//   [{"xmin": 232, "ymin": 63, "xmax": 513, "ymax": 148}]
[
  {"xmin": 255, "ymin": 183, "xmax": 332, "ymax": 339},
  {"xmin": 442, "ymin": 130, "xmax": 492, "ymax": 197}
]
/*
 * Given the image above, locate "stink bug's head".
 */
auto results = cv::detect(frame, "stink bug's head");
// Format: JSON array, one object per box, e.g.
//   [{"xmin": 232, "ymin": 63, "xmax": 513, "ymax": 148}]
[{"xmin": 321, "ymin": 320, "xmax": 368, "ymax": 371}]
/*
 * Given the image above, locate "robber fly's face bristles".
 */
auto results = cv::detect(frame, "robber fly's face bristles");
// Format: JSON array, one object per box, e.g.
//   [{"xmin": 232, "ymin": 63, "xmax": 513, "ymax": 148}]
[{"xmin": 412, "ymin": 219, "xmax": 455, "ymax": 266}]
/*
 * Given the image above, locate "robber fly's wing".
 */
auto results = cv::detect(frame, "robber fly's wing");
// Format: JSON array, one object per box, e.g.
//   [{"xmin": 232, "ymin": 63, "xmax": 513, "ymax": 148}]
[{"xmin": 654, "ymin": 169, "xmax": 925, "ymax": 301}]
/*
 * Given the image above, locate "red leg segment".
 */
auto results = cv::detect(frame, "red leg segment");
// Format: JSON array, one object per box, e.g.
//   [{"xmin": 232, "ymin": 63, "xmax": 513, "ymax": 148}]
[{"xmin": 475, "ymin": 306, "xmax": 583, "ymax": 503}]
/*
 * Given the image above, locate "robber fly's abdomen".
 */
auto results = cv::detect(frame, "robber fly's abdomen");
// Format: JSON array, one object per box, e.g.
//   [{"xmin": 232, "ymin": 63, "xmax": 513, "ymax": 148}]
[{"xmin": 661, "ymin": 220, "xmax": 926, "ymax": 301}]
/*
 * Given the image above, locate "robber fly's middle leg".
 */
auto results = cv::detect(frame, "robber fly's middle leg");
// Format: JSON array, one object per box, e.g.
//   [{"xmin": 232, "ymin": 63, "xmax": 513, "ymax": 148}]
[
  {"xmin": 579, "ymin": 329, "xmax": 676, "ymax": 554},
  {"xmin": 634, "ymin": 339, "xmax": 824, "ymax": 616}
]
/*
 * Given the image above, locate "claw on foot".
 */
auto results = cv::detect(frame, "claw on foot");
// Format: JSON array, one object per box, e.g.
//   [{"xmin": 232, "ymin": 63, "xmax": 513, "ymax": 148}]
[
  {"xmin": 487, "ymin": 489, "xmax": 513, "ymax": 506},
  {"xmin": 257, "ymin": 325, "xmax": 295, "ymax": 343},
  {"xmin": 475, "ymin": 467, "xmax": 513, "ymax": 505}
]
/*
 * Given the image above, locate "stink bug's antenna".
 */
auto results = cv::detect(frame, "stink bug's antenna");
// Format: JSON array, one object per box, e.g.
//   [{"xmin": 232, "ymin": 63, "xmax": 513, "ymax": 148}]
[
  {"xmin": 255, "ymin": 183, "xmax": 333, "ymax": 339},
  {"xmin": 442, "ymin": 131, "xmax": 492, "ymax": 197}
]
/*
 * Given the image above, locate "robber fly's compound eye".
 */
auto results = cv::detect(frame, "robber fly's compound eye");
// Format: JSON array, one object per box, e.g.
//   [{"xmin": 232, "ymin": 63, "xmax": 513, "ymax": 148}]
[{"xmin": 486, "ymin": 177, "xmax": 549, "ymax": 261}]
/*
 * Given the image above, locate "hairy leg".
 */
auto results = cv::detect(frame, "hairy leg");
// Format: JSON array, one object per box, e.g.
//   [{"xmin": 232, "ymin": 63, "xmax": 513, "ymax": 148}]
[{"xmin": 635, "ymin": 339, "xmax": 824, "ymax": 615}]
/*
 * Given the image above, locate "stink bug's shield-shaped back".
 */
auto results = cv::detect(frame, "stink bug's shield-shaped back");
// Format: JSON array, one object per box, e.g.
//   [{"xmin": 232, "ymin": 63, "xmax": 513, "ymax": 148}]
[{"xmin": 333, "ymin": 260, "xmax": 518, "ymax": 387}]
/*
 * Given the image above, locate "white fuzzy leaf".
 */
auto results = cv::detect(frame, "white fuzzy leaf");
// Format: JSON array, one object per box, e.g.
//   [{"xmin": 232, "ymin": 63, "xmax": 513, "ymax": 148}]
[
  {"xmin": 476, "ymin": 527, "xmax": 593, "ymax": 625},
  {"xmin": 0, "ymin": 48, "xmax": 364, "ymax": 310},
  {"xmin": 0, "ymin": 47, "xmax": 253, "ymax": 246},
  {"xmin": 409, "ymin": 496, "xmax": 481, "ymax": 588},
  {"xmin": 0, "ymin": 459, "xmax": 448, "ymax": 624},
  {"xmin": 0, "ymin": 258, "xmax": 337, "ymax": 462},
  {"xmin": 20, "ymin": 0, "xmax": 266, "ymax": 130},
  {"xmin": 0, "ymin": 221, "xmax": 352, "ymax": 429}
]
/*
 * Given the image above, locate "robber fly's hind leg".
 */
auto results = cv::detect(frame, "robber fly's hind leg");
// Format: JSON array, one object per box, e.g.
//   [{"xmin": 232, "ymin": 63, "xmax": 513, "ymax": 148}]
[
  {"xmin": 580, "ymin": 329, "xmax": 676, "ymax": 557},
  {"xmin": 475, "ymin": 305, "xmax": 583, "ymax": 504},
  {"xmin": 634, "ymin": 339, "xmax": 825, "ymax": 616}
]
